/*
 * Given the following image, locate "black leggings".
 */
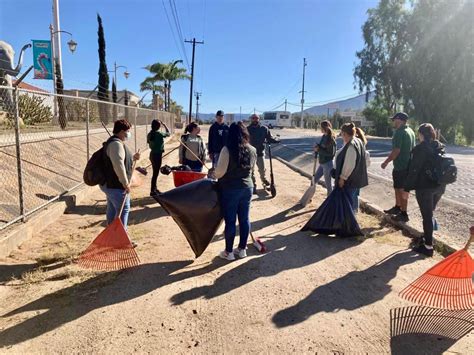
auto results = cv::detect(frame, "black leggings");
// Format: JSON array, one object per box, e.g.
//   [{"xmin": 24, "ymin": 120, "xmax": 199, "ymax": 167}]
[
  {"xmin": 415, "ymin": 185, "xmax": 445, "ymax": 245},
  {"xmin": 150, "ymin": 152, "xmax": 163, "ymax": 192}
]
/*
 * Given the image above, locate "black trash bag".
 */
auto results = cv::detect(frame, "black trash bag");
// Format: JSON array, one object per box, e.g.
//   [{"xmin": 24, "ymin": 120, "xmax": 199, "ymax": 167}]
[
  {"xmin": 160, "ymin": 165, "xmax": 172, "ymax": 175},
  {"xmin": 301, "ymin": 188, "xmax": 363, "ymax": 237},
  {"xmin": 153, "ymin": 178, "xmax": 223, "ymax": 257},
  {"xmin": 171, "ymin": 165, "xmax": 191, "ymax": 172}
]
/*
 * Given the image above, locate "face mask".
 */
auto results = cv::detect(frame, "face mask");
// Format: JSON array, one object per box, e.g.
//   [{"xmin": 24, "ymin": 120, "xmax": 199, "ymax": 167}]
[{"xmin": 125, "ymin": 131, "xmax": 132, "ymax": 140}]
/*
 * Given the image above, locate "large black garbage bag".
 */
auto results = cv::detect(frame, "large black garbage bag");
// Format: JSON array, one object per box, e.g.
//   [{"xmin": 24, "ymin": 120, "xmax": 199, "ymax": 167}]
[
  {"xmin": 301, "ymin": 188, "xmax": 363, "ymax": 237},
  {"xmin": 153, "ymin": 178, "xmax": 223, "ymax": 257}
]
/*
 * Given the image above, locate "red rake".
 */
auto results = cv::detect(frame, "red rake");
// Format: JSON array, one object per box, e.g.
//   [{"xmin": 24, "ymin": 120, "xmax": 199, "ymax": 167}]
[
  {"xmin": 399, "ymin": 226, "xmax": 474, "ymax": 310},
  {"xmin": 78, "ymin": 193, "xmax": 140, "ymax": 271},
  {"xmin": 250, "ymin": 232, "xmax": 267, "ymax": 253}
]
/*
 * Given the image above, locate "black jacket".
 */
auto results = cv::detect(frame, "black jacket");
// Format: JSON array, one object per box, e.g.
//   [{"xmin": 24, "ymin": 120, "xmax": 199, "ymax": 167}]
[
  {"xmin": 247, "ymin": 123, "xmax": 275, "ymax": 156},
  {"xmin": 404, "ymin": 140, "xmax": 445, "ymax": 191},
  {"xmin": 208, "ymin": 122, "xmax": 229, "ymax": 155},
  {"xmin": 335, "ymin": 137, "xmax": 368, "ymax": 189}
]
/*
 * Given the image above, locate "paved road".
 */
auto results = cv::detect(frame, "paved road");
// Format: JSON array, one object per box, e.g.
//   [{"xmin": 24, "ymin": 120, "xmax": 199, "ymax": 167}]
[{"xmin": 274, "ymin": 129, "xmax": 474, "ymax": 208}]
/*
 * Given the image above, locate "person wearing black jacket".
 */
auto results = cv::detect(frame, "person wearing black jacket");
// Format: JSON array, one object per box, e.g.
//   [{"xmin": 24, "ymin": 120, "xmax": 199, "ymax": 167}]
[
  {"xmin": 208, "ymin": 110, "xmax": 229, "ymax": 168},
  {"xmin": 404, "ymin": 123, "xmax": 446, "ymax": 257},
  {"xmin": 247, "ymin": 114, "xmax": 277, "ymax": 193}
]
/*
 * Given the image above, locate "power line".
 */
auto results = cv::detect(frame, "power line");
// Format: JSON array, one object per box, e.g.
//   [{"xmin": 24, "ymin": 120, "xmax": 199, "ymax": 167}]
[
  {"xmin": 169, "ymin": 0, "xmax": 191, "ymax": 70},
  {"xmin": 161, "ymin": 0, "xmax": 188, "ymax": 70}
]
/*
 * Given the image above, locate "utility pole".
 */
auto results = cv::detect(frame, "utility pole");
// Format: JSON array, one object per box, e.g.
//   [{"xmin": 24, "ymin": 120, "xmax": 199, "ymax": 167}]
[
  {"xmin": 185, "ymin": 38, "xmax": 204, "ymax": 124},
  {"xmin": 195, "ymin": 91, "xmax": 202, "ymax": 120},
  {"xmin": 299, "ymin": 58, "xmax": 307, "ymax": 129},
  {"xmin": 253, "ymin": 107, "xmax": 256, "ymax": 114},
  {"xmin": 284, "ymin": 99, "xmax": 287, "ymax": 112},
  {"xmin": 52, "ymin": 0, "xmax": 63, "ymax": 75},
  {"xmin": 239, "ymin": 106, "xmax": 242, "ymax": 120}
]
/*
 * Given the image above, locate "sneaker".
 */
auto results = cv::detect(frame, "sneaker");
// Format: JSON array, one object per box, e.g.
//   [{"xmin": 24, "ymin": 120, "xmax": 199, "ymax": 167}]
[
  {"xmin": 131, "ymin": 241, "xmax": 138, "ymax": 248},
  {"xmin": 413, "ymin": 244, "xmax": 434, "ymax": 257},
  {"xmin": 233, "ymin": 247, "xmax": 247, "ymax": 258},
  {"xmin": 384, "ymin": 206, "xmax": 401, "ymax": 215},
  {"xmin": 393, "ymin": 211, "xmax": 409, "ymax": 223},
  {"xmin": 219, "ymin": 250, "xmax": 236, "ymax": 261}
]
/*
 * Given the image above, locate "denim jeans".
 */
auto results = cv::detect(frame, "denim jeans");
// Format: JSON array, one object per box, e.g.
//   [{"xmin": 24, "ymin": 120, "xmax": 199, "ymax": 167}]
[
  {"xmin": 220, "ymin": 187, "xmax": 253, "ymax": 252},
  {"xmin": 415, "ymin": 185, "xmax": 445, "ymax": 246},
  {"xmin": 345, "ymin": 188, "xmax": 359, "ymax": 213},
  {"xmin": 314, "ymin": 161, "xmax": 333, "ymax": 195},
  {"xmin": 184, "ymin": 158, "xmax": 203, "ymax": 172},
  {"xmin": 100, "ymin": 185, "xmax": 130, "ymax": 229}
]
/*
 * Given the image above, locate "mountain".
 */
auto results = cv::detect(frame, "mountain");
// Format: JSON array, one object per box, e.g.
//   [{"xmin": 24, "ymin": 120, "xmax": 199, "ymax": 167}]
[{"xmin": 302, "ymin": 92, "xmax": 375, "ymax": 116}]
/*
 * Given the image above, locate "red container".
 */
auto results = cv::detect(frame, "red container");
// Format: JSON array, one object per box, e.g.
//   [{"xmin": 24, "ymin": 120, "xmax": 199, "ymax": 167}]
[{"xmin": 172, "ymin": 171, "xmax": 207, "ymax": 187}]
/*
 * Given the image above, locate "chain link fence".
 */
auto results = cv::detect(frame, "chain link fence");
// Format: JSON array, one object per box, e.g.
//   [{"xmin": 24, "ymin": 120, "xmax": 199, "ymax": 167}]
[{"xmin": 0, "ymin": 85, "xmax": 175, "ymax": 230}]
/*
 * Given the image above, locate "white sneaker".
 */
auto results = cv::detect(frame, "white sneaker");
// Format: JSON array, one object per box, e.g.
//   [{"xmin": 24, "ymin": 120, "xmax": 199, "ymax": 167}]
[
  {"xmin": 219, "ymin": 250, "xmax": 235, "ymax": 261},
  {"xmin": 233, "ymin": 248, "xmax": 247, "ymax": 258}
]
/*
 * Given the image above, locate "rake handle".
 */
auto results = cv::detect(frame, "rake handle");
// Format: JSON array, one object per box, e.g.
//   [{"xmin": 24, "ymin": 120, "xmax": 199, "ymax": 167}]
[
  {"xmin": 117, "ymin": 159, "xmax": 138, "ymax": 218},
  {"xmin": 143, "ymin": 145, "xmax": 180, "ymax": 170},
  {"xmin": 465, "ymin": 226, "xmax": 474, "ymax": 250},
  {"xmin": 180, "ymin": 139, "xmax": 210, "ymax": 170}
]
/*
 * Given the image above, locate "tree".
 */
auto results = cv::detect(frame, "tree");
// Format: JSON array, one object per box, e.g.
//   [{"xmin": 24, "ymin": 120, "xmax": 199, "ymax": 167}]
[
  {"xmin": 141, "ymin": 63, "xmax": 168, "ymax": 110},
  {"xmin": 97, "ymin": 14, "xmax": 110, "ymax": 123},
  {"xmin": 111, "ymin": 78, "xmax": 117, "ymax": 119},
  {"xmin": 140, "ymin": 77, "xmax": 165, "ymax": 110},
  {"xmin": 354, "ymin": 0, "xmax": 409, "ymax": 114},
  {"xmin": 362, "ymin": 101, "xmax": 391, "ymax": 136},
  {"xmin": 163, "ymin": 62, "xmax": 189, "ymax": 112}
]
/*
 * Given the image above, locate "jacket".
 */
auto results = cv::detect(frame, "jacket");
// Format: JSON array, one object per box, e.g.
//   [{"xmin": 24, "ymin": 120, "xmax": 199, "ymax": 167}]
[
  {"xmin": 104, "ymin": 136, "xmax": 133, "ymax": 189},
  {"xmin": 335, "ymin": 137, "xmax": 368, "ymax": 189},
  {"xmin": 217, "ymin": 145, "xmax": 257, "ymax": 190},
  {"xmin": 247, "ymin": 123, "xmax": 274, "ymax": 156},
  {"xmin": 404, "ymin": 140, "xmax": 445, "ymax": 191},
  {"xmin": 317, "ymin": 134, "xmax": 336, "ymax": 164},
  {"xmin": 208, "ymin": 122, "xmax": 229, "ymax": 155}
]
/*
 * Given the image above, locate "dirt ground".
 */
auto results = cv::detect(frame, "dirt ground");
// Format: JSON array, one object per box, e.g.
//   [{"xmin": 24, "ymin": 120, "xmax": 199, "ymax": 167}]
[{"xmin": 0, "ymin": 141, "xmax": 472, "ymax": 354}]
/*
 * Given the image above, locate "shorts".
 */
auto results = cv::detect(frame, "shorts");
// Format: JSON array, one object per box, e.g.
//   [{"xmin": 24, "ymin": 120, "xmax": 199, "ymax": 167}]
[{"xmin": 392, "ymin": 169, "xmax": 408, "ymax": 189}]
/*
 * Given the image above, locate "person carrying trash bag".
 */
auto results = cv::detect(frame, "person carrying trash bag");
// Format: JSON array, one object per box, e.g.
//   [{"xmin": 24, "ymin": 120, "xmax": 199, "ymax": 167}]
[
  {"xmin": 313, "ymin": 120, "xmax": 337, "ymax": 196},
  {"xmin": 404, "ymin": 123, "xmax": 448, "ymax": 257},
  {"xmin": 100, "ymin": 119, "xmax": 140, "ymax": 232},
  {"xmin": 301, "ymin": 123, "xmax": 366, "ymax": 237},
  {"xmin": 209, "ymin": 122, "xmax": 257, "ymax": 261},
  {"xmin": 179, "ymin": 122, "xmax": 206, "ymax": 172},
  {"xmin": 247, "ymin": 113, "xmax": 278, "ymax": 194},
  {"xmin": 147, "ymin": 119, "xmax": 170, "ymax": 196}
]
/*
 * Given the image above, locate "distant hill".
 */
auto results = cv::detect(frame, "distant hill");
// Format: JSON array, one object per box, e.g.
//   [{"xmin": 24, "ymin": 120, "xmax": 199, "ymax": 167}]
[{"xmin": 302, "ymin": 92, "xmax": 375, "ymax": 116}]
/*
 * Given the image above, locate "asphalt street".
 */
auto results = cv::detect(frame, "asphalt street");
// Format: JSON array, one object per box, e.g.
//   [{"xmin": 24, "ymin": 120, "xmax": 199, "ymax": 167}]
[{"xmin": 274, "ymin": 129, "xmax": 473, "ymax": 208}]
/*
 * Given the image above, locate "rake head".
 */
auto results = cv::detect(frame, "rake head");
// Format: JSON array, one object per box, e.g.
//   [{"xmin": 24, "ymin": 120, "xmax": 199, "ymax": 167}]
[
  {"xmin": 136, "ymin": 166, "xmax": 148, "ymax": 176},
  {"xmin": 78, "ymin": 218, "xmax": 140, "ymax": 271}
]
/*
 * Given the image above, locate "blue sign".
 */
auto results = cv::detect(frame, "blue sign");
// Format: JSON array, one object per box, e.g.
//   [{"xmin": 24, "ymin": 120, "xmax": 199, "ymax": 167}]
[{"xmin": 32, "ymin": 40, "xmax": 53, "ymax": 80}]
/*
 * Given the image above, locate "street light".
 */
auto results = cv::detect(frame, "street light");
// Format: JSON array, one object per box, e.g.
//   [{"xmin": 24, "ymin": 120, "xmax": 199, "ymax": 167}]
[{"xmin": 109, "ymin": 62, "xmax": 129, "ymax": 86}]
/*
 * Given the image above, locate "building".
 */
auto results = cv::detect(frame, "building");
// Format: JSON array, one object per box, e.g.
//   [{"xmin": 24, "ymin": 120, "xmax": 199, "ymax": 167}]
[
  {"xmin": 340, "ymin": 111, "xmax": 374, "ymax": 128},
  {"xmin": 63, "ymin": 89, "xmax": 140, "ymax": 106}
]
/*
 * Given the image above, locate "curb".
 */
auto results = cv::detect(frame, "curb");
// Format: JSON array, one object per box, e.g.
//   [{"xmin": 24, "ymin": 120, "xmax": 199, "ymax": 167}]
[{"xmin": 274, "ymin": 155, "xmax": 456, "ymax": 256}]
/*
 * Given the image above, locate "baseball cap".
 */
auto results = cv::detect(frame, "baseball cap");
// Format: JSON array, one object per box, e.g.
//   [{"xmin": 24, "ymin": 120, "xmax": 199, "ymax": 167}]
[
  {"xmin": 216, "ymin": 110, "xmax": 224, "ymax": 117},
  {"xmin": 391, "ymin": 112, "xmax": 409, "ymax": 121}
]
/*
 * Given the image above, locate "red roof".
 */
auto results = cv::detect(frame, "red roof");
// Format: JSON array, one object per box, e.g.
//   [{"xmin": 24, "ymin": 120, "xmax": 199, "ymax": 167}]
[{"xmin": 12, "ymin": 81, "xmax": 50, "ymax": 93}]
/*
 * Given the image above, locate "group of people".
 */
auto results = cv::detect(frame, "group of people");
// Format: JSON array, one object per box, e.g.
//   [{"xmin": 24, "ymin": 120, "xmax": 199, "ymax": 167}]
[{"xmin": 98, "ymin": 110, "xmax": 446, "ymax": 258}]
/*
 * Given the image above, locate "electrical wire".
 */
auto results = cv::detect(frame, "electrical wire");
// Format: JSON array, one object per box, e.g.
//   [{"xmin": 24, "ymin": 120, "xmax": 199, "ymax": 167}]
[
  {"xmin": 162, "ymin": 0, "xmax": 187, "ymax": 69},
  {"xmin": 169, "ymin": 0, "xmax": 191, "ymax": 70}
]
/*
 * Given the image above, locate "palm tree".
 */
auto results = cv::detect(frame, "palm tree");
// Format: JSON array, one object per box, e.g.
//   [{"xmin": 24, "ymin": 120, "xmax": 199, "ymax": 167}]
[
  {"xmin": 140, "ymin": 77, "xmax": 165, "ymax": 110},
  {"xmin": 163, "ymin": 61, "xmax": 189, "ymax": 112},
  {"xmin": 140, "ymin": 62, "xmax": 167, "ymax": 110}
]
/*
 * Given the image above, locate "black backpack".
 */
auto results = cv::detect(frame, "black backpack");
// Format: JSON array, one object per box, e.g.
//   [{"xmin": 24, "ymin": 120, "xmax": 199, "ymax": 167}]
[
  {"xmin": 83, "ymin": 142, "xmax": 108, "ymax": 186},
  {"xmin": 426, "ymin": 151, "xmax": 457, "ymax": 185}
]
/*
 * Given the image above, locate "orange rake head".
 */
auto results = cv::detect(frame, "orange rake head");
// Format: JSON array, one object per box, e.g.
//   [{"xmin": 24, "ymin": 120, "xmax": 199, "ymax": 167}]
[
  {"xmin": 399, "ymin": 227, "xmax": 474, "ymax": 310},
  {"xmin": 78, "ymin": 217, "xmax": 140, "ymax": 271}
]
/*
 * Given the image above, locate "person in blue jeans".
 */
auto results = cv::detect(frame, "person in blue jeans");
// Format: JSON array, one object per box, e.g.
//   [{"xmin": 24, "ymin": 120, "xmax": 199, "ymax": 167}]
[
  {"xmin": 313, "ymin": 120, "xmax": 336, "ymax": 195},
  {"xmin": 100, "ymin": 120, "xmax": 140, "ymax": 243},
  {"xmin": 212, "ymin": 122, "xmax": 257, "ymax": 261},
  {"xmin": 179, "ymin": 122, "xmax": 206, "ymax": 172}
]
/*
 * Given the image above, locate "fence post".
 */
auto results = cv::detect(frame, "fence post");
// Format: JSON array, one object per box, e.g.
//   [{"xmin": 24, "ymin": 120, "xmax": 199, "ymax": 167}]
[
  {"xmin": 86, "ymin": 99, "xmax": 90, "ymax": 161},
  {"xmin": 134, "ymin": 107, "xmax": 138, "ymax": 153},
  {"xmin": 13, "ymin": 88, "xmax": 25, "ymax": 221}
]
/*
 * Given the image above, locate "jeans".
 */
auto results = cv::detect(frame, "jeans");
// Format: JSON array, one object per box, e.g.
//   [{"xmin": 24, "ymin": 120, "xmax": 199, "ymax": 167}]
[
  {"xmin": 220, "ymin": 187, "xmax": 253, "ymax": 252},
  {"xmin": 150, "ymin": 152, "xmax": 163, "ymax": 192},
  {"xmin": 345, "ymin": 188, "xmax": 359, "ymax": 213},
  {"xmin": 211, "ymin": 153, "xmax": 220, "ymax": 168},
  {"xmin": 314, "ymin": 161, "xmax": 333, "ymax": 195},
  {"xmin": 184, "ymin": 158, "xmax": 203, "ymax": 172},
  {"xmin": 251, "ymin": 155, "xmax": 267, "ymax": 186},
  {"xmin": 415, "ymin": 185, "xmax": 445, "ymax": 246},
  {"xmin": 100, "ymin": 185, "xmax": 130, "ymax": 229}
]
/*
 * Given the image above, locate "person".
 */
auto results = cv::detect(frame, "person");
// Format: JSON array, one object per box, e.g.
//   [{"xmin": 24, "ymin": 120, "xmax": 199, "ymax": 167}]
[
  {"xmin": 100, "ymin": 119, "xmax": 140, "ymax": 237},
  {"xmin": 179, "ymin": 122, "xmax": 206, "ymax": 172},
  {"xmin": 351, "ymin": 127, "xmax": 371, "ymax": 212},
  {"xmin": 381, "ymin": 112, "xmax": 416, "ymax": 222},
  {"xmin": 313, "ymin": 120, "xmax": 336, "ymax": 195},
  {"xmin": 147, "ymin": 119, "xmax": 170, "ymax": 196},
  {"xmin": 213, "ymin": 122, "xmax": 257, "ymax": 260},
  {"xmin": 208, "ymin": 110, "xmax": 229, "ymax": 168},
  {"xmin": 404, "ymin": 123, "xmax": 446, "ymax": 257},
  {"xmin": 247, "ymin": 113, "xmax": 277, "ymax": 194},
  {"xmin": 334, "ymin": 123, "xmax": 369, "ymax": 211}
]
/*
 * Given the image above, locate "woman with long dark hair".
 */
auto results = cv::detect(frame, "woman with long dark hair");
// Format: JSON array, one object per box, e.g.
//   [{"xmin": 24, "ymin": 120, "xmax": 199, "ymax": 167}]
[
  {"xmin": 213, "ymin": 122, "xmax": 257, "ymax": 260},
  {"xmin": 147, "ymin": 119, "xmax": 170, "ymax": 196},
  {"xmin": 313, "ymin": 120, "xmax": 336, "ymax": 195},
  {"xmin": 404, "ymin": 123, "xmax": 446, "ymax": 257},
  {"xmin": 179, "ymin": 122, "xmax": 206, "ymax": 172}
]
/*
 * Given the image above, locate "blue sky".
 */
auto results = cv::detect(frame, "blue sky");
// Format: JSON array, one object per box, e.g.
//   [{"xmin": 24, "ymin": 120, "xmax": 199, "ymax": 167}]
[{"xmin": 1, "ymin": 0, "xmax": 378, "ymax": 114}]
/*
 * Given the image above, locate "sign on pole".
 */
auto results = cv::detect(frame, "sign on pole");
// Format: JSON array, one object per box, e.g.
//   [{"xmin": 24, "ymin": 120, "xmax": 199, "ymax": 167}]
[{"xmin": 32, "ymin": 40, "xmax": 53, "ymax": 80}]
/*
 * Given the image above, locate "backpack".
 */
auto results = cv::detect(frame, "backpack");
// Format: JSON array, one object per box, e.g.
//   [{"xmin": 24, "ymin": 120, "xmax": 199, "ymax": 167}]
[
  {"xmin": 426, "ymin": 151, "xmax": 457, "ymax": 185},
  {"xmin": 83, "ymin": 142, "xmax": 108, "ymax": 186}
]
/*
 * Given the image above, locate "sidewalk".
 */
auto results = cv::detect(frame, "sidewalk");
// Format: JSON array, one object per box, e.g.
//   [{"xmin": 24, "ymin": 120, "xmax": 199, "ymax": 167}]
[{"xmin": 0, "ymin": 141, "xmax": 469, "ymax": 353}]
